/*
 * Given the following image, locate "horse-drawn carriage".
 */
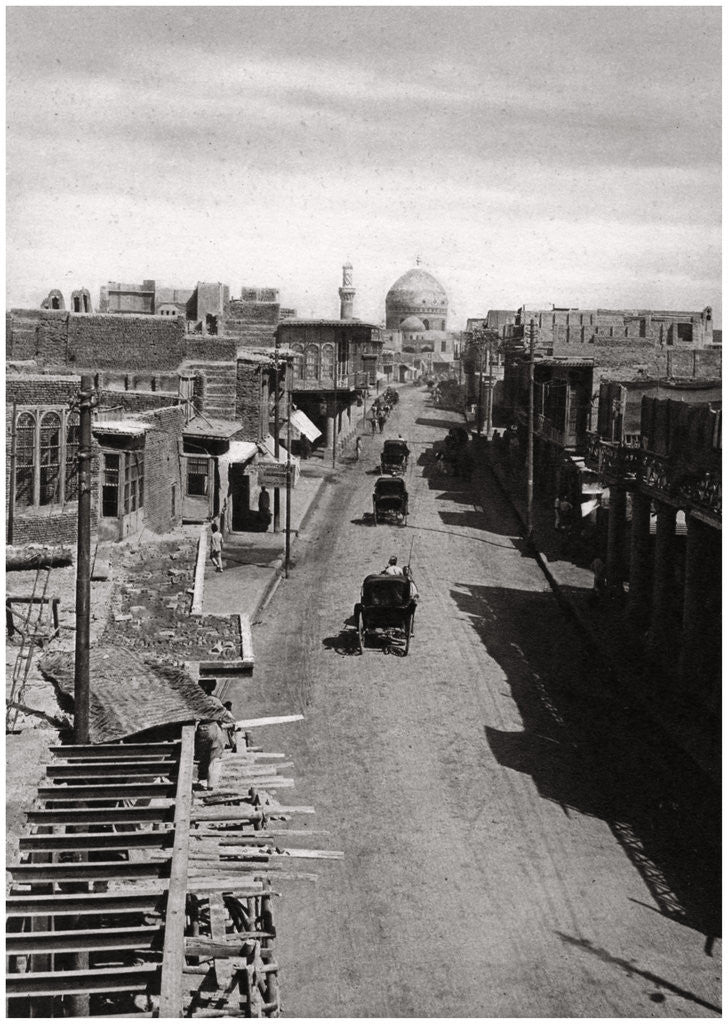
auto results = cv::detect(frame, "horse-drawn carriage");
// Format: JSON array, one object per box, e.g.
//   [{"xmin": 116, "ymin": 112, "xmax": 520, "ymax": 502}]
[
  {"xmin": 372, "ymin": 477, "xmax": 408, "ymax": 525},
  {"xmin": 353, "ymin": 573, "xmax": 417, "ymax": 655},
  {"xmin": 380, "ymin": 438, "xmax": 409, "ymax": 476}
]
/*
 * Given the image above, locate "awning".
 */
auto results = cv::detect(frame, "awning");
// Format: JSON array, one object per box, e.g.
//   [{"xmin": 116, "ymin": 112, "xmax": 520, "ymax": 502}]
[
  {"xmin": 289, "ymin": 408, "xmax": 322, "ymax": 442},
  {"xmin": 92, "ymin": 419, "xmax": 148, "ymax": 437},
  {"xmin": 221, "ymin": 441, "xmax": 258, "ymax": 465},
  {"xmin": 183, "ymin": 416, "xmax": 244, "ymax": 440}
]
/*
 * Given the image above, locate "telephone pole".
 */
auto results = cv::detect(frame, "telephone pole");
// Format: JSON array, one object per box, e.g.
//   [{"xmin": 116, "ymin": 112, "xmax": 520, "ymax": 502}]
[
  {"xmin": 273, "ymin": 350, "xmax": 281, "ymax": 533},
  {"xmin": 526, "ymin": 319, "xmax": 536, "ymax": 542},
  {"xmin": 74, "ymin": 375, "xmax": 95, "ymax": 744},
  {"xmin": 285, "ymin": 359, "xmax": 293, "ymax": 578}
]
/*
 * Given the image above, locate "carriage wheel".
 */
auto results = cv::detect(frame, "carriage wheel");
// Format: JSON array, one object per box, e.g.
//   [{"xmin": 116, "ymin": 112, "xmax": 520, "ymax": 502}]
[
  {"xmin": 355, "ymin": 607, "xmax": 364, "ymax": 654},
  {"xmin": 403, "ymin": 615, "xmax": 412, "ymax": 656}
]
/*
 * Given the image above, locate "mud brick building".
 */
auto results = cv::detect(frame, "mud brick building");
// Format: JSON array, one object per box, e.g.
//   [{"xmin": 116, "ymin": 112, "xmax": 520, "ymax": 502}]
[{"xmin": 6, "ymin": 306, "xmax": 289, "ymax": 543}]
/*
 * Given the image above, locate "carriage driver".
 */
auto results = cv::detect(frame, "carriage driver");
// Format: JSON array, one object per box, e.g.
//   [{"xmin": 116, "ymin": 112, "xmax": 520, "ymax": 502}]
[{"xmin": 382, "ymin": 555, "xmax": 404, "ymax": 576}]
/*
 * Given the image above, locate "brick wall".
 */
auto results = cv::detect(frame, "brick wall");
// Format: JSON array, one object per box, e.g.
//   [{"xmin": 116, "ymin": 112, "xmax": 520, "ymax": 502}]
[
  {"xmin": 227, "ymin": 299, "xmax": 280, "ymax": 325},
  {"xmin": 7, "ymin": 310, "xmax": 186, "ymax": 370},
  {"xmin": 235, "ymin": 361, "xmax": 266, "ymax": 440},
  {"xmin": 137, "ymin": 405, "xmax": 185, "ymax": 533},
  {"xmin": 98, "ymin": 390, "xmax": 180, "ymax": 414},
  {"xmin": 183, "ymin": 336, "xmax": 239, "ymax": 362},
  {"xmin": 6, "ymin": 376, "xmax": 80, "ymax": 406}
]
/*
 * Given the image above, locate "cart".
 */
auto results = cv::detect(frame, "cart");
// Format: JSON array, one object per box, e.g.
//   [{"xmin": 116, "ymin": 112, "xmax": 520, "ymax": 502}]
[
  {"xmin": 380, "ymin": 438, "xmax": 409, "ymax": 476},
  {"xmin": 372, "ymin": 477, "xmax": 409, "ymax": 525},
  {"xmin": 353, "ymin": 573, "xmax": 416, "ymax": 655}
]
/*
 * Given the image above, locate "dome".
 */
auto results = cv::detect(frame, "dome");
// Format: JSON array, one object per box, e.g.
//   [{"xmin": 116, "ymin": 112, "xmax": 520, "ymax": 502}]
[
  {"xmin": 399, "ymin": 315, "xmax": 426, "ymax": 332},
  {"xmin": 385, "ymin": 267, "xmax": 448, "ymax": 331},
  {"xmin": 386, "ymin": 268, "xmax": 447, "ymax": 308}
]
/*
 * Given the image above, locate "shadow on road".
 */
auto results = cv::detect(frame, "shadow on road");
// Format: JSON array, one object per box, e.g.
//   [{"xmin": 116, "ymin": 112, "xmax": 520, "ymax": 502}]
[
  {"xmin": 321, "ymin": 630, "xmax": 361, "ymax": 657},
  {"xmin": 555, "ymin": 932, "xmax": 721, "ymax": 1015},
  {"xmin": 451, "ymin": 580, "xmax": 721, "ymax": 948},
  {"xmin": 415, "ymin": 416, "xmax": 462, "ymax": 430}
]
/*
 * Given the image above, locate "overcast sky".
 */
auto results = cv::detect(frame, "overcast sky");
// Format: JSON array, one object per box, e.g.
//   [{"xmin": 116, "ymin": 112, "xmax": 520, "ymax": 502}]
[{"xmin": 6, "ymin": 6, "xmax": 722, "ymax": 326}]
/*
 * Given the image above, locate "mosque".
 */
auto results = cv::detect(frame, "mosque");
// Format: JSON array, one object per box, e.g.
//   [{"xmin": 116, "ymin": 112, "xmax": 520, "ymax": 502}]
[{"xmin": 381, "ymin": 260, "xmax": 460, "ymax": 377}]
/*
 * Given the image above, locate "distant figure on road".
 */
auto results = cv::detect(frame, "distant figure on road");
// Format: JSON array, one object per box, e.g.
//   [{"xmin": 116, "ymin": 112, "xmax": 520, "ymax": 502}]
[
  {"xmin": 382, "ymin": 555, "xmax": 404, "ymax": 576},
  {"xmin": 355, "ymin": 437, "xmax": 362, "ymax": 461},
  {"xmin": 378, "ymin": 412, "xmax": 386, "ymax": 433},
  {"xmin": 370, "ymin": 413, "xmax": 377, "ymax": 434},
  {"xmin": 210, "ymin": 522, "xmax": 224, "ymax": 573}
]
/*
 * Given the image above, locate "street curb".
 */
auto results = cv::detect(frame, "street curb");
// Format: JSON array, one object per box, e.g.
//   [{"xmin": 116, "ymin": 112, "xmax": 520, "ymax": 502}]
[
  {"xmin": 250, "ymin": 475, "xmax": 327, "ymax": 622},
  {"xmin": 191, "ymin": 525, "xmax": 207, "ymax": 617}
]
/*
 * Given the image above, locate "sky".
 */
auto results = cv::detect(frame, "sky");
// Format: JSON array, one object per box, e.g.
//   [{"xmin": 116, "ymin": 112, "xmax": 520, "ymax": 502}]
[{"xmin": 6, "ymin": 6, "xmax": 722, "ymax": 327}]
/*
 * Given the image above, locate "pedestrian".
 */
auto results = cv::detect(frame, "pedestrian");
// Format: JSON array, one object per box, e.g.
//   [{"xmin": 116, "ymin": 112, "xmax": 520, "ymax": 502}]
[
  {"xmin": 554, "ymin": 494, "xmax": 563, "ymax": 531},
  {"xmin": 355, "ymin": 436, "xmax": 362, "ymax": 461},
  {"xmin": 258, "ymin": 486, "xmax": 271, "ymax": 532},
  {"xmin": 378, "ymin": 412, "xmax": 386, "ymax": 433},
  {"xmin": 210, "ymin": 521, "xmax": 224, "ymax": 573},
  {"xmin": 370, "ymin": 413, "xmax": 377, "ymax": 435},
  {"xmin": 222, "ymin": 700, "xmax": 237, "ymax": 752},
  {"xmin": 558, "ymin": 494, "xmax": 573, "ymax": 536},
  {"xmin": 588, "ymin": 557, "xmax": 607, "ymax": 608},
  {"xmin": 195, "ymin": 718, "xmax": 227, "ymax": 791}
]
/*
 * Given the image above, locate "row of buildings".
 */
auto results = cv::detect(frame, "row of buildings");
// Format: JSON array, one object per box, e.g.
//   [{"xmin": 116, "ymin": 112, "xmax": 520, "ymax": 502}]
[
  {"xmin": 463, "ymin": 302, "xmax": 721, "ymax": 721},
  {"xmin": 7, "ymin": 261, "xmax": 464, "ymax": 548}
]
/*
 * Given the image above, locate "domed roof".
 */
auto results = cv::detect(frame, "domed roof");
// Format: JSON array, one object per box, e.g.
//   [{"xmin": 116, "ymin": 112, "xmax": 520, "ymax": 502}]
[
  {"xmin": 399, "ymin": 315, "xmax": 426, "ymax": 332},
  {"xmin": 386, "ymin": 268, "xmax": 448, "ymax": 308}
]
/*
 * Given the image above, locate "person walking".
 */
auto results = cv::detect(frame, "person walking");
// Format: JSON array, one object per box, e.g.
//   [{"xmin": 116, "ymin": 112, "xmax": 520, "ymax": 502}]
[
  {"xmin": 355, "ymin": 436, "xmax": 362, "ymax": 461},
  {"xmin": 370, "ymin": 412, "xmax": 377, "ymax": 435},
  {"xmin": 210, "ymin": 521, "xmax": 224, "ymax": 573},
  {"xmin": 378, "ymin": 411, "xmax": 386, "ymax": 433},
  {"xmin": 258, "ymin": 486, "xmax": 272, "ymax": 531},
  {"xmin": 195, "ymin": 718, "xmax": 227, "ymax": 790}
]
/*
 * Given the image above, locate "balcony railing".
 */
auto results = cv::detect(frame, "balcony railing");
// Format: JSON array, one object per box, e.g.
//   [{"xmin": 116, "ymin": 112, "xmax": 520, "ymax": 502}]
[{"xmin": 586, "ymin": 435, "xmax": 721, "ymax": 520}]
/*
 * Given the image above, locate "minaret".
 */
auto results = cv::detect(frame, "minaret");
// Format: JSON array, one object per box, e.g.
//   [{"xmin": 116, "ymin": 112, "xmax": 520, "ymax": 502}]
[{"xmin": 339, "ymin": 262, "xmax": 355, "ymax": 319}]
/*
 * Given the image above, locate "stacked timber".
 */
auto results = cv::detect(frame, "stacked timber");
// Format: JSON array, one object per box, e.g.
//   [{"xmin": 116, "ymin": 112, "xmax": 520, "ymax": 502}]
[{"xmin": 5, "ymin": 719, "xmax": 341, "ymax": 1018}]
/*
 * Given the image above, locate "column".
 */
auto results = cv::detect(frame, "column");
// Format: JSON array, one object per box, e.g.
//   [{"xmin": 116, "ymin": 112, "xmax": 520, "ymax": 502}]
[
  {"xmin": 325, "ymin": 415, "xmax": 335, "ymax": 449},
  {"xmin": 627, "ymin": 491, "xmax": 652, "ymax": 626},
  {"xmin": 680, "ymin": 515, "xmax": 720, "ymax": 697},
  {"xmin": 606, "ymin": 484, "xmax": 627, "ymax": 586},
  {"xmin": 649, "ymin": 501, "xmax": 677, "ymax": 653}
]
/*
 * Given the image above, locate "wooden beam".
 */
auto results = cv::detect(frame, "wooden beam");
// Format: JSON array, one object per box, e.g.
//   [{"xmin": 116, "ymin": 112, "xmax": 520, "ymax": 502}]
[
  {"xmin": 37, "ymin": 782, "xmax": 176, "ymax": 801},
  {"xmin": 233, "ymin": 714, "xmax": 303, "ymax": 729},
  {"xmin": 26, "ymin": 804, "xmax": 175, "ymax": 825},
  {"xmin": 7, "ymin": 860, "xmax": 168, "ymax": 882},
  {"xmin": 5, "ymin": 965, "xmax": 158, "ymax": 997},
  {"xmin": 158, "ymin": 725, "xmax": 195, "ymax": 1018},
  {"xmin": 46, "ymin": 761, "xmax": 176, "ymax": 778},
  {"xmin": 7, "ymin": 926, "xmax": 162, "ymax": 955},
  {"xmin": 20, "ymin": 829, "xmax": 173, "ymax": 852},
  {"xmin": 6, "ymin": 890, "xmax": 166, "ymax": 917},
  {"xmin": 50, "ymin": 742, "xmax": 179, "ymax": 756}
]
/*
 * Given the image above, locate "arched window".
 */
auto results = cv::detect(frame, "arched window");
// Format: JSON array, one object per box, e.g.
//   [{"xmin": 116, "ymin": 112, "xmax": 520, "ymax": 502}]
[
  {"xmin": 423, "ymin": 319, "xmax": 430, "ymax": 330},
  {"xmin": 304, "ymin": 345, "xmax": 319, "ymax": 379},
  {"xmin": 15, "ymin": 413, "xmax": 36, "ymax": 507},
  {"xmin": 39, "ymin": 412, "xmax": 62, "ymax": 505},
  {"xmin": 65, "ymin": 412, "xmax": 80, "ymax": 501},
  {"xmin": 291, "ymin": 344, "xmax": 304, "ymax": 379},
  {"xmin": 321, "ymin": 344, "xmax": 334, "ymax": 379}
]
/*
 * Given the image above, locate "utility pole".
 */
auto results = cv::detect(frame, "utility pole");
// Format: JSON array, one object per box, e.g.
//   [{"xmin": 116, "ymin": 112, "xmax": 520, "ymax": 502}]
[
  {"xmin": 285, "ymin": 359, "xmax": 293, "ymax": 578},
  {"xmin": 74, "ymin": 375, "xmax": 95, "ymax": 744},
  {"xmin": 485, "ymin": 340, "xmax": 493, "ymax": 438},
  {"xmin": 332, "ymin": 336, "xmax": 338, "ymax": 469},
  {"xmin": 526, "ymin": 319, "xmax": 536, "ymax": 542},
  {"xmin": 273, "ymin": 349, "xmax": 281, "ymax": 533},
  {"xmin": 7, "ymin": 401, "xmax": 17, "ymax": 545}
]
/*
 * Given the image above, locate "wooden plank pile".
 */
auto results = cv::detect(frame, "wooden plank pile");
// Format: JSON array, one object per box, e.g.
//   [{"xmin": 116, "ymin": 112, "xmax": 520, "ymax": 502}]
[{"xmin": 6, "ymin": 719, "xmax": 341, "ymax": 1018}]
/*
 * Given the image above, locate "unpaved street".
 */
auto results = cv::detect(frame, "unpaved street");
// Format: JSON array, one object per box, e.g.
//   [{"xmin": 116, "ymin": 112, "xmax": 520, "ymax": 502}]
[{"xmin": 232, "ymin": 385, "xmax": 720, "ymax": 1018}]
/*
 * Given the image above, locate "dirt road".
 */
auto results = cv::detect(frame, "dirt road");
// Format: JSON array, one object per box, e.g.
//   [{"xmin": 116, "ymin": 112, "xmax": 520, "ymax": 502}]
[{"xmin": 231, "ymin": 385, "xmax": 721, "ymax": 1017}]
